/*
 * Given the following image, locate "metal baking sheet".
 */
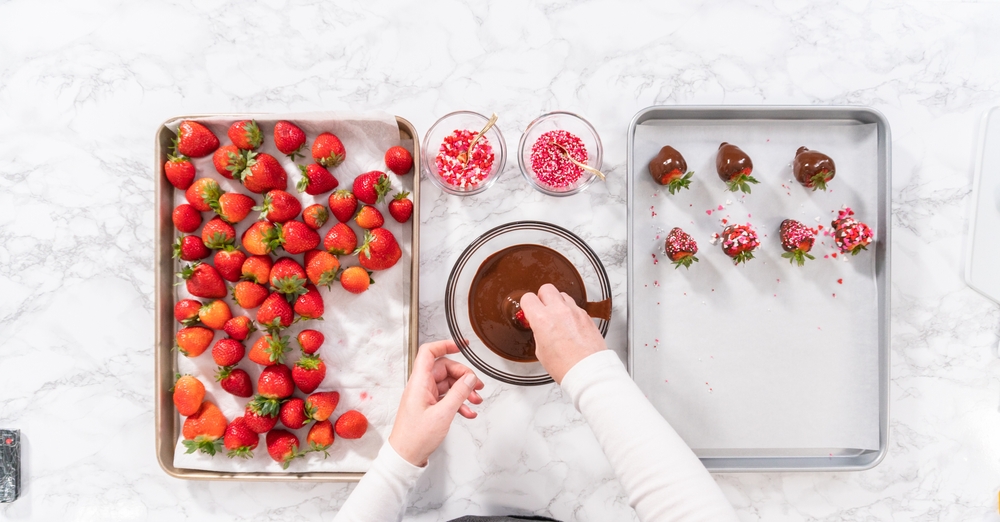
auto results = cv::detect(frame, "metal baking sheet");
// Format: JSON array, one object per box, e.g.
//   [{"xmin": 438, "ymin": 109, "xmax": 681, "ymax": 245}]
[
  {"xmin": 626, "ymin": 106, "xmax": 890, "ymax": 472},
  {"xmin": 154, "ymin": 115, "xmax": 420, "ymax": 482}
]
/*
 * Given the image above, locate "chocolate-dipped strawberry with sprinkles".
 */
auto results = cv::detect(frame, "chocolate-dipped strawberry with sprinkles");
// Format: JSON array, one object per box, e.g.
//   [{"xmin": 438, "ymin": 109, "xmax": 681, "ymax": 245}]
[
  {"xmin": 779, "ymin": 219, "xmax": 816, "ymax": 266},
  {"xmin": 720, "ymin": 223, "xmax": 759, "ymax": 265},
  {"xmin": 649, "ymin": 146, "xmax": 693, "ymax": 194},
  {"xmin": 716, "ymin": 142, "xmax": 759, "ymax": 194},
  {"xmin": 832, "ymin": 208, "xmax": 873, "ymax": 255},
  {"xmin": 664, "ymin": 227, "xmax": 699, "ymax": 269},
  {"xmin": 793, "ymin": 147, "xmax": 836, "ymax": 191}
]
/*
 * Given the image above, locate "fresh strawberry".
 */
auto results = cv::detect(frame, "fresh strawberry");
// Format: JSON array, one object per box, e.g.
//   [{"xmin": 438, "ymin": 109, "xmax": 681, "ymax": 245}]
[
  {"xmin": 278, "ymin": 220, "xmax": 320, "ymax": 255},
  {"xmin": 720, "ymin": 223, "xmax": 760, "ymax": 265},
  {"xmin": 334, "ymin": 410, "xmax": 368, "ymax": 439},
  {"xmin": 178, "ymin": 262, "xmax": 228, "ymax": 299},
  {"xmin": 302, "ymin": 204, "xmax": 328, "ymax": 230},
  {"xmin": 274, "ymin": 120, "xmax": 307, "ymax": 160},
  {"xmin": 340, "ymin": 266, "xmax": 373, "ymax": 294},
  {"xmin": 240, "ymin": 152, "xmax": 287, "ymax": 193},
  {"xmin": 244, "ymin": 400, "xmax": 279, "ymax": 433},
  {"xmin": 327, "ymin": 190, "xmax": 358, "ymax": 223},
  {"xmin": 232, "ymin": 281, "xmax": 269, "ymax": 309},
  {"xmin": 832, "ymin": 208, "xmax": 873, "ymax": 255},
  {"xmin": 185, "ymin": 178, "xmax": 220, "ymax": 212},
  {"xmin": 213, "ymin": 247, "xmax": 246, "ymax": 283},
  {"xmin": 294, "ymin": 285, "xmax": 324, "ymax": 320},
  {"xmin": 354, "ymin": 205, "xmax": 384, "ymax": 229},
  {"xmin": 384, "ymin": 145, "xmax": 413, "ymax": 175},
  {"xmin": 212, "ymin": 144, "xmax": 246, "ymax": 179},
  {"xmin": 312, "ymin": 132, "xmax": 346, "ymax": 167},
  {"xmin": 269, "ymin": 257, "xmax": 308, "ymax": 298},
  {"xmin": 174, "ymin": 299, "xmax": 202, "ymax": 326},
  {"xmin": 664, "ymin": 227, "xmax": 699, "ymax": 269},
  {"xmin": 304, "ymin": 250, "xmax": 340, "ymax": 288},
  {"xmin": 198, "ymin": 299, "xmax": 232, "ymax": 329},
  {"xmin": 307, "ymin": 420, "xmax": 335, "ymax": 455},
  {"xmin": 249, "ymin": 333, "xmax": 289, "ymax": 365},
  {"xmin": 297, "ymin": 163, "xmax": 338, "ymax": 195},
  {"xmin": 779, "ymin": 219, "xmax": 816, "ymax": 266},
  {"xmin": 241, "ymin": 254, "xmax": 273, "ymax": 284},
  {"xmin": 280, "ymin": 397, "xmax": 310, "ymax": 430},
  {"xmin": 353, "ymin": 171, "xmax": 391, "ymax": 205},
  {"xmin": 223, "ymin": 416, "xmax": 259, "ymax": 459},
  {"xmin": 648, "ymin": 145, "xmax": 692, "ymax": 194},
  {"xmin": 222, "ymin": 316, "xmax": 256, "ymax": 341},
  {"xmin": 176, "ymin": 326, "xmax": 214, "ymax": 357},
  {"xmin": 172, "ymin": 204, "xmax": 203, "ymax": 233},
  {"xmin": 297, "ymin": 330, "xmax": 324, "ymax": 355},
  {"xmin": 357, "ymin": 228, "xmax": 401, "ymax": 271},
  {"xmin": 201, "ymin": 217, "xmax": 236, "ymax": 249},
  {"xmin": 514, "ymin": 309, "xmax": 531, "ymax": 329},
  {"xmin": 176, "ymin": 121, "xmax": 219, "ymax": 158},
  {"xmin": 228, "ymin": 120, "xmax": 263, "ymax": 151},
  {"xmin": 793, "ymin": 147, "xmax": 836, "ymax": 191},
  {"xmin": 217, "ymin": 366, "xmax": 253, "ymax": 398},
  {"xmin": 305, "ymin": 391, "xmax": 340, "ymax": 421},
  {"xmin": 716, "ymin": 142, "xmax": 758, "ymax": 194},
  {"xmin": 212, "ymin": 338, "xmax": 245, "ymax": 366},
  {"xmin": 173, "ymin": 235, "xmax": 210, "ymax": 261},
  {"xmin": 388, "ymin": 192, "xmax": 413, "ymax": 223},
  {"xmin": 209, "ymin": 192, "xmax": 255, "ymax": 224},
  {"xmin": 323, "ymin": 223, "xmax": 357, "ymax": 255},
  {"xmin": 165, "ymin": 155, "xmax": 196, "ymax": 190},
  {"xmin": 292, "ymin": 354, "xmax": 326, "ymax": 394},
  {"xmin": 242, "ymin": 221, "xmax": 280, "ymax": 256},
  {"xmin": 173, "ymin": 375, "xmax": 206, "ymax": 417},
  {"xmin": 255, "ymin": 189, "xmax": 301, "ymax": 223},
  {"xmin": 256, "ymin": 292, "xmax": 294, "ymax": 331},
  {"xmin": 258, "ymin": 364, "xmax": 295, "ymax": 415},
  {"xmin": 266, "ymin": 429, "xmax": 303, "ymax": 469},
  {"xmin": 182, "ymin": 401, "xmax": 227, "ymax": 455}
]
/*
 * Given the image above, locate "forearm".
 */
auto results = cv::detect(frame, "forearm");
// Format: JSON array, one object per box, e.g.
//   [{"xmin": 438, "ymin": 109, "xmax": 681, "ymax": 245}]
[{"xmin": 333, "ymin": 442, "xmax": 424, "ymax": 522}]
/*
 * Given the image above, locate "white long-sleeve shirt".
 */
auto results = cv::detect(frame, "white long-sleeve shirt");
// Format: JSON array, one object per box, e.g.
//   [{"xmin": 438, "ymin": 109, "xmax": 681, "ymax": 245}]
[{"xmin": 334, "ymin": 350, "xmax": 738, "ymax": 521}]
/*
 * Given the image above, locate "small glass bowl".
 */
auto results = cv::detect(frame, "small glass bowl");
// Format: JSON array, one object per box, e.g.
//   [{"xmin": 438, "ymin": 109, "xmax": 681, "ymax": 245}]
[
  {"xmin": 518, "ymin": 111, "xmax": 603, "ymax": 197},
  {"xmin": 422, "ymin": 111, "xmax": 507, "ymax": 196}
]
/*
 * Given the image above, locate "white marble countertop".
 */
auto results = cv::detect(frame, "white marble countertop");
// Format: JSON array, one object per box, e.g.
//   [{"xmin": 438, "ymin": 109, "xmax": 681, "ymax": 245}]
[{"xmin": 2, "ymin": 0, "xmax": 1000, "ymax": 520}]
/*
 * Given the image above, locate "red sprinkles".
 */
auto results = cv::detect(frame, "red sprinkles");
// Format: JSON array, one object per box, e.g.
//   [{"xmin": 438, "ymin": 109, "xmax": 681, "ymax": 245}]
[
  {"xmin": 530, "ymin": 129, "xmax": 587, "ymax": 188},
  {"xmin": 435, "ymin": 129, "xmax": 495, "ymax": 188}
]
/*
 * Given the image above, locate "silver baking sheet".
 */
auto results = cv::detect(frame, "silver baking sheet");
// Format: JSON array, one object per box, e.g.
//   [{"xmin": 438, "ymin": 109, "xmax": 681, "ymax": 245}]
[{"xmin": 626, "ymin": 106, "xmax": 890, "ymax": 472}]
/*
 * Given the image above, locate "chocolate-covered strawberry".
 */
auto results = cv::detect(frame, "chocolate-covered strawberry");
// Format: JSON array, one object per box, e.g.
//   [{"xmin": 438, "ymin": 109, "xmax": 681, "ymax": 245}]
[
  {"xmin": 832, "ymin": 208, "xmax": 873, "ymax": 255},
  {"xmin": 793, "ymin": 147, "xmax": 835, "ymax": 191},
  {"xmin": 664, "ymin": 227, "xmax": 699, "ymax": 269},
  {"xmin": 779, "ymin": 219, "xmax": 816, "ymax": 266},
  {"xmin": 648, "ymin": 146, "xmax": 693, "ymax": 194},
  {"xmin": 716, "ymin": 143, "xmax": 758, "ymax": 194},
  {"xmin": 720, "ymin": 223, "xmax": 759, "ymax": 265}
]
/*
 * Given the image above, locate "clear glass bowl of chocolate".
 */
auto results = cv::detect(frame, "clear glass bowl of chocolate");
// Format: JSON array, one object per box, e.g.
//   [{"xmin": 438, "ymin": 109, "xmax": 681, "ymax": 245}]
[
  {"xmin": 518, "ymin": 111, "xmax": 603, "ymax": 197},
  {"xmin": 421, "ymin": 110, "xmax": 507, "ymax": 196},
  {"xmin": 445, "ymin": 221, "xmax": 612, "ymax": 385}
]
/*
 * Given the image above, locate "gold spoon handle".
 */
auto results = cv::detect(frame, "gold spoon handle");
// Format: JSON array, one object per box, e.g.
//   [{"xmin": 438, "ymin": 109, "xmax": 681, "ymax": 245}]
[
  {"xmin": 552, "ymin": 141, "xmax": 606, "ymax": 181},
  {"xmin": 463, "ymin": 113, "xmax": 498, "ymax": 164}
]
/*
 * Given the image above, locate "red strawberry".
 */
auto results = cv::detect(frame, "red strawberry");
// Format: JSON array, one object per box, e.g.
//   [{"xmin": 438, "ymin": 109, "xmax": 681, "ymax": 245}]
[
  {"xmin": 232, "ymin": 281, "xmax": 269, "ymax": 309},
  {"xmin": 176, "ymin": 326, "xmax": 214, "ymax": 357},
  {"xmin": 793, "ymin": 147, "xmax": 836, "ymax": 191},
  {"xmin": 269, "ymin": 257, "xmax": 308, "ymax": 297},
  {"xmin": 244, "ymin": 400, "xmax": 279, "ymax": 433},
  {"xmin": 384, "ymin": 145, "xmax": 413, "ymax": 175},
  {"xmin": 357, "ymin": 228, "xmax": 401, "ymax": 271},
  {"xmin": 165, "ymin": 155, "xmax": 196, "ymax": 190},
  {"xmin": 294, "ymin": 285, "xmax": 324, "ymax": 320},
  {"xmin": 831, "ymin": 208, "xmax": 873, "ymax": 255},
  {"xmin": 292, "ymin": 354, "xmax": 326, "ymax": 394},
  {"xmin": 305, "ymin": 391, "xmax": 340, "ymax": 421},
  {"xmin": 176, "ymin": 121, "xmax": 219, "ymax": 158},
  {"xmin": 186, "ymin": 178, "xmax": 220, "ymax": 212},
  {"xmin": 201, "ymin": 217, "xmax": 236, "ymax": 249},
  {"xmin": 352, "ymin": 171, "xmax": 390, "ymax": 204},
  {"xmin": 280, "ymin": 397, "xmax": 310, "ymax": 430},
  {"xmin": 173, "ymin": 235, "xmax": 210, "ymax": 261},
  {"xmin": 212, "ymin": 144, "xmax": 246, "ymax": 179},
  {"xmin": 213, "ymin": 247, "xmax": 246, "ymax": 282},
  {"xmin": 274, "ymin": 120, "xmax": 306, "ymax": 160},
  {"xmin": 209, "ymin": 192, "xmax": 255, "ymax": 224},
  {"xmin": 278, "ymin": 220, "xmax": 320, "ymax": 255},
  {"xmin": 340, "ymin": 266, "xmax": 372, "ymax": 294},
  {"xmin": 182, "ymin": 402, "xmax": 227, "ymax": 455},
  {"xmin": 256, "ymin": 190, "xmax": 301, "ymax": 223},
  {"xmin": 198, "ymin": 299, "xmax": 232, "ymax": 329},
  {"xmin": 720, "ymin": 223, "xmax": 760, "ymax": 265},
  {"xmin": 223, "ymin": 416, "xmax": 259, "ymax": 459},
  {"xmin": 334, "ymin": 410, "xmax": 368, "ymax": 439},
  {"xmin": 648, "ymin": 145, "xmax": 692, "ymax": 194},
  {"xmin": 312, "ymin": 132, "xmax": 345, "ymax": 167},
  {"xmin": 388, "ymin": 192, "xmax": 413, "ymax": 223},
  {"xmin": 297, "ymin": 163, "xmax": 338, "ymax": 195},
  {"xmin": 304, "ymin": 250, "xmax": 340, "ymax": 288},
  {"xmin": 307, "ymin": 420, "xmax": 335, "ymax": 455},
  {"xmin": 257, "ymin": 292, "xmax": 294, "ymax": 331},
  {"xmin": 779, "ymin": 219, "xmax": 816, "ymax": 266},
  {"xmin": 266, "ymin": 429, "xmax": 302, "ymax": 469},
  {"xmin": 514, "ymin": 309, "xmax": 531, "ymax": 329},
  {"xmin": 297, "ymin": 330, "xmax": 324, "ymax": 355},
  {"xmin": 327, "ymin": 190, "xmax": 358, "ymax": 223},
  {"xmin": 178, "ymin": 262, "xmax": 228, "ymax": 299},
  {"xmin": 222, "ymin": 316, "xmax": 256, "ymax": 341},
  {"xmin": 228, "ymin": 120, "xmax": 263, "ymax": 151},
  {"xmin": 354, "ymin": 205, "xmax": 384, "ymax": 229},
  {"xmin": 242, "ymin": 221, "xmax": 280, "ymax": 256},
  {"xmin": 173, "ymin": 375, "xmax": 205, "ymax": 417},
  {"xmin": 241, "ymin": 254, "xmax": 273, "ymax": 284},
  {"xmin": 172, "ymin": 204, "xmax": 203, "ymax": 233},
  {"xmin": 249, "ymin": 333, "xmax": 289, "ymax": 365},
  {"xmin": 259, "ymin": 364, "xmax": 294, "ymax": 399},
  {"xmin": 716, "ymin": 142, "xmax": 758, "ymax": 194},
  {"xmin": 664, "ymin": 227, "xmax": 699, "ymax": 269},
  {"xmin": 217, "ymin": 367, "xmax": 253, "ymax": 398},
  {"xmin": 240, "ymin": 152, "xmax": 287, "ymax": 193},
  {"xmin": 323, "ymin": 223, "xmax": 357, "ymax": 255},
  {"xmin": 174, "ymin": 299, "xmax": 202, "ymax": 326},
  {"xmin": 212, "ymin": 338, "xmax": 245, "ymax": 366},
  {"xmin": 302, "ymin": 204, "xmax": 328, "ymax": 230}
]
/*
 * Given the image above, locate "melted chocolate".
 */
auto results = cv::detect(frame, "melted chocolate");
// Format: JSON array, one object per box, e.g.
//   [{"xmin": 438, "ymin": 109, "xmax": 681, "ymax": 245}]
[
  {"xmin": 648, "ymin": 146, "xmax": 687, "ymax": 185},
  {"xmin": 716, "ymin": 142, "xmax": 753, "ymax": 181},
  {"xmin": 792, "ymin": 147, "xmax": 836, "ymax": 188}
]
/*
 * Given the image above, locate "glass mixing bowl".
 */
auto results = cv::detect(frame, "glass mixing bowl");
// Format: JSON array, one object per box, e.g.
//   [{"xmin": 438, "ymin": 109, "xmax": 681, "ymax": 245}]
[
  {"xmin": 422, "ymin": 110, "xmax": 507, "ymax": 196},
  {"xmin": 518, "ymin": 111, "xmax": 603, "ymax": 197}
]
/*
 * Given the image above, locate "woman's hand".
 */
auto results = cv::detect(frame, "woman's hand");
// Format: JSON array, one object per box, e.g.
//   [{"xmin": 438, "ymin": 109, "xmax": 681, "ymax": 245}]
[
  {"xmin": 520, "ymin": 283, "xmax": 607, "ymax": 384},
  {"xmin": 388, "ymin": 340, "xmax": 484, "ymax": 467}
]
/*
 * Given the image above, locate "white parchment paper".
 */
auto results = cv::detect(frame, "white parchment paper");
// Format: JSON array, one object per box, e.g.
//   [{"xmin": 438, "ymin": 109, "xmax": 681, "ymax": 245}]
[
  {"xmin": 165, "ymin": 112, "xmax": 410, "ymax": 472},
  {"xmin": 632, "ymin": 119, "xmax": 880, "ymax": 453}
]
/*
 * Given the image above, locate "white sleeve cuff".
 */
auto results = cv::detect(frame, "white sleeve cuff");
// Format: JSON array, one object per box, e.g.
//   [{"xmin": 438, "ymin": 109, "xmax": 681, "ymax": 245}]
[
  {"xmin": 560, "ymin": 350, "xmax": 626, "ymax": 406},
  {"xmin": 379, "ymin": 441, "xmax": 426, "ymax": 483}
]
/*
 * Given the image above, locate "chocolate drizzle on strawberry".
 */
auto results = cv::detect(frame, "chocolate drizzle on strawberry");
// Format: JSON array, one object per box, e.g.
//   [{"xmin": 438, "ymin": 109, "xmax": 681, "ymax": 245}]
[
  {"xmin": 649, "ymin": 146, "xmax": 693, "ymax": 194},
  {"xmin": 779, "ymin": 219, "xmax": 816, "ymax": 266}
]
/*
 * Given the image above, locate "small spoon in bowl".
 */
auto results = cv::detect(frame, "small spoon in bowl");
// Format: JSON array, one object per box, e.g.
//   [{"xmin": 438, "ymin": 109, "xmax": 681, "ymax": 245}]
[
  {"xmin": 551, "ymin": 141, "xmax": 606, "ymax": 181},
  {"xmin": 459, "ymin": 112, "xmax": 499, "ymax": 165}
]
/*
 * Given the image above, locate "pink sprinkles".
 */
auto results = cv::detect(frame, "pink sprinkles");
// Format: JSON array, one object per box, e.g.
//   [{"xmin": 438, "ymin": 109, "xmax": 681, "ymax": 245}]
[
  {"xmin": 435, "ymin": 129, "xmax": 495, "ymax": 188},
  {"xmin": 831, "ymin": 207, "xmax": 874, "ymax": 254},
  {"xmin": 530, "ymin": 130, "xmax": 587, "ymax": 188}
]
